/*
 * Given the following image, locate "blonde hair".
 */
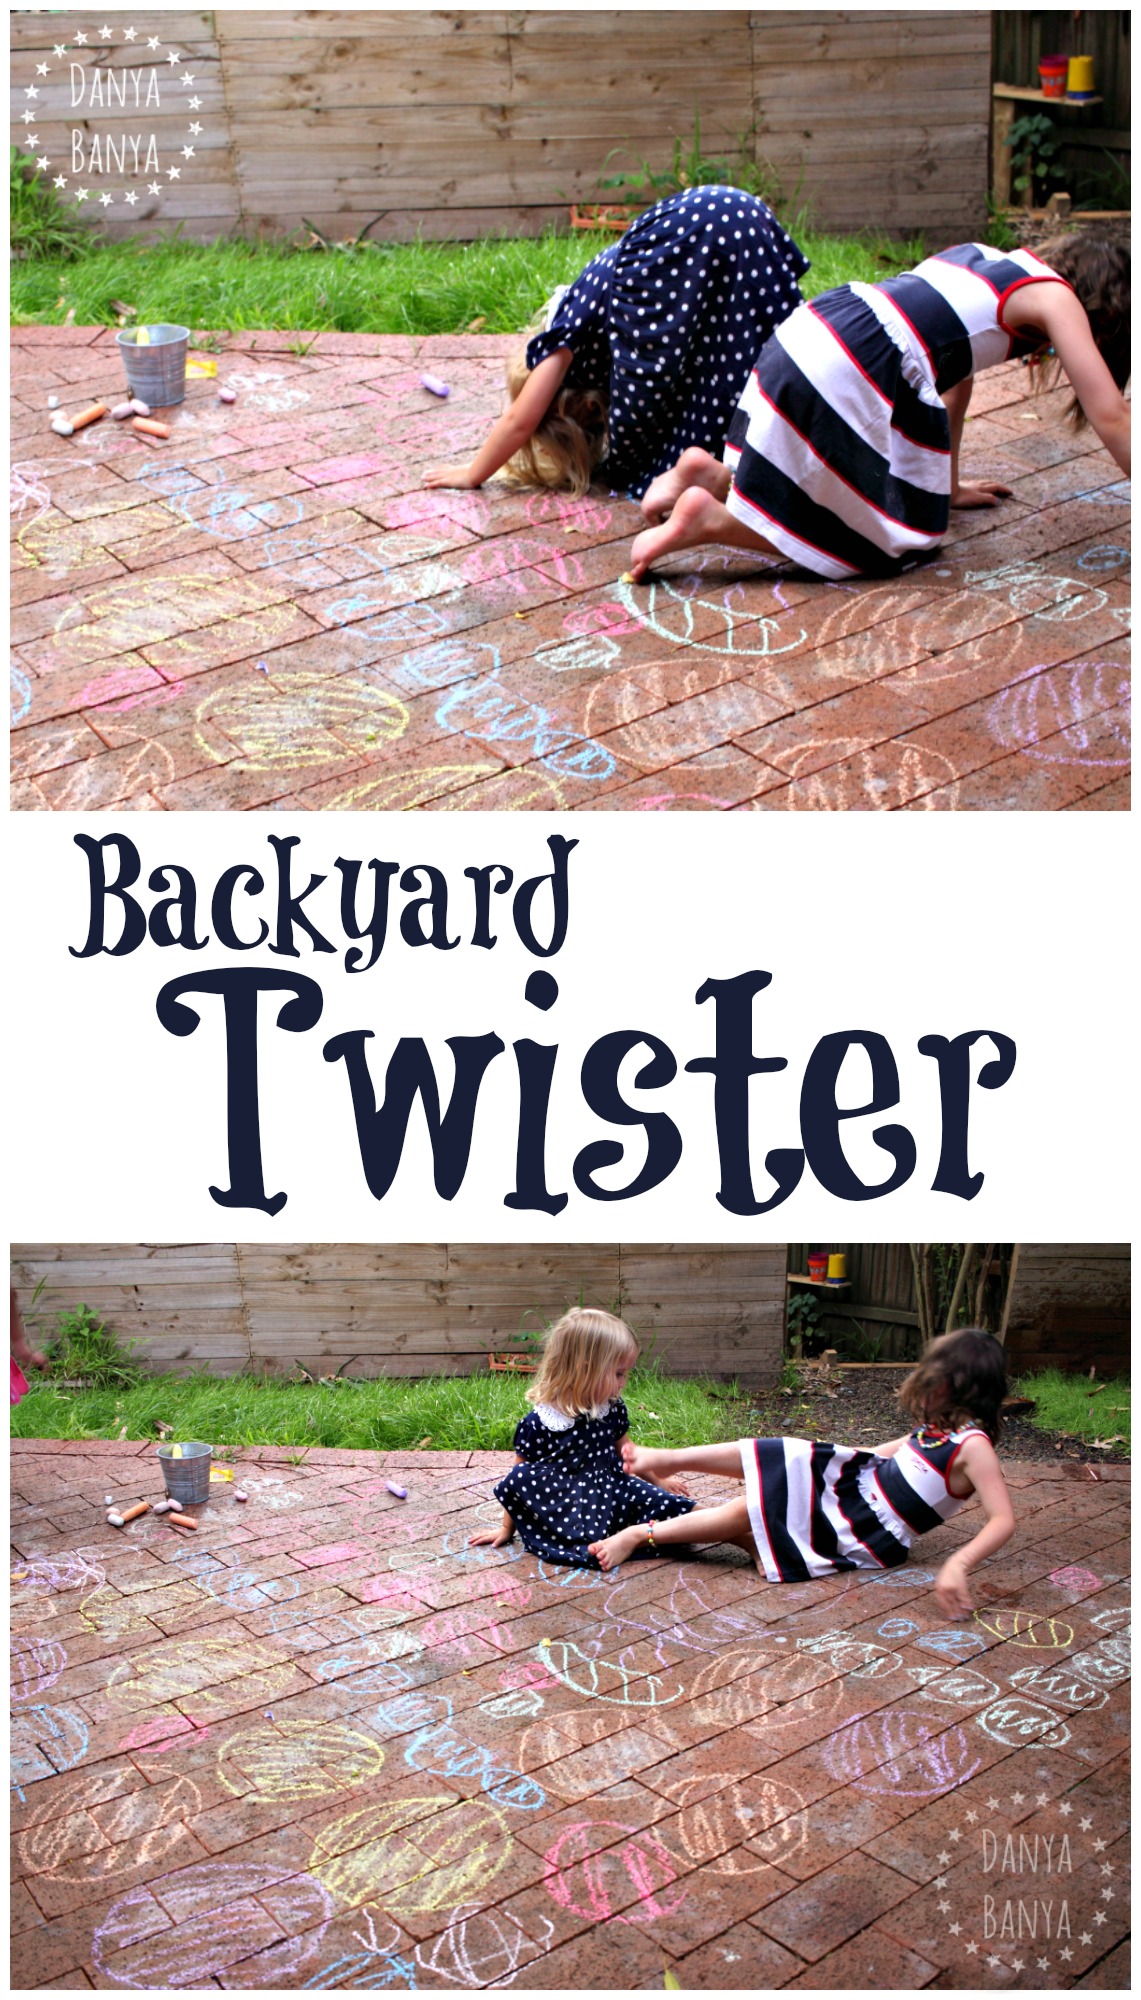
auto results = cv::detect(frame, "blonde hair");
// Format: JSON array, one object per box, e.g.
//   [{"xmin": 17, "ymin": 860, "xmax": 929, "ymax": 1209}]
[
  {"xmin": 527, "ymin": 1307, "xmax": 637, "ymax": 1416},
  {"xmin": 502, "ymin": 348, "xmax": 609, "ymax": 498}
]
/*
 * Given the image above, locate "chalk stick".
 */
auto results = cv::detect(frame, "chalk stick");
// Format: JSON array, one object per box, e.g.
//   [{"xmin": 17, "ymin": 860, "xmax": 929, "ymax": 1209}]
[
  {"xmin": 106, "ymin": 1511, "xmax": 125, "ymax": 1527},
  {"xmin": 129, "ymin": 398, "xmax": 151, "ymax": 416},
  {"xmin": 167, "ymin": 1511, "xmax": 197, "ymax": 1530},
  {"xmin": 132, "ymin": 416, "xmax": 171, "ymax": 439},
  {"xmin": 70, "ymin": 403, "xmax": 107, "ymax": 431},
  {"xmin": 48, "ymin": 395, "xmax": 59, "ymax": 409},
  {"xmin": 385, "ymin": 1481, "xmax": 408, "ymax": 1500},
  {"xmin": 111, "ymin": 401, "xmax": 135, "ymax": 420},
  {"xmin": 104, "ymin": 1494, "xmax": 115, "ymax": 1507},
  {"xmin": 118, "ymin": 1500, "xmax": 151, "ymax": 1524},
  {"xmin": 50, "ymin": 416, "xmax": 74, "ymax": 436},
  {"xmin": 234, "ymin": 1489, "xmax": 249, "ymax": 1502},
  {"xmin": 420, "ymin": 374, "xmax": 450, "ymax": 398},
  {"xmin": 217, "ymin": 386, "xmax": 237, "ymax": 404}
]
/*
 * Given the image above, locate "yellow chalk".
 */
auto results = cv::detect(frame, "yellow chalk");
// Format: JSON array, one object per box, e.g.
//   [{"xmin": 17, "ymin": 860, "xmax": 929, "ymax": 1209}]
[
  {"xmin": 136, "ymin": 325, "xmax": 150, "ymax": 346},
  {"xmin": 171, "ymin": 1443, "xmax": 182, "ymax": 1458}
]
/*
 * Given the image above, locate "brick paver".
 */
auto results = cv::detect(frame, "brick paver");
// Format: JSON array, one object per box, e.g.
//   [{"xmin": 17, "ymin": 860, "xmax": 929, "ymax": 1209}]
[
  {"xmin": 8, "ymin": 1440, "xmax": 1130, "ymax": 1987},
  {"xmin": 10, "ymin": 328, "xmax": 1130, "ymax": 811}
]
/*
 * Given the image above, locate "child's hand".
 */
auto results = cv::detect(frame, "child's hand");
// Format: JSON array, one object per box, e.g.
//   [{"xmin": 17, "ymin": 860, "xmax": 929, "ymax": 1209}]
[
  {"xmin": 424, "ymin": 463, "xmax": 481, "ymax": 489},
  {"xmin": 951, "ymin": 479, "xmax": 1012, "ymax": 510},
  {"xmin": 935, "ymin": 1553, "xmax": 973, "ymax": 1618},
  {"xmin": 657, "ymin": 1474, "xmax": 692, "ymax": 1498},
  {"xmin": 468, "ymin": 1524, "xmax": 515, "ymax": 1549}
]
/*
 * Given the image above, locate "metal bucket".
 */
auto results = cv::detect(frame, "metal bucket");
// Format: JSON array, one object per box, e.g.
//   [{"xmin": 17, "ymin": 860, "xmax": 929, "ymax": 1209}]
[
  {"xmin": 157, "ymin": 1441, "xmax": 213, "ymax": 1506},
  {"xmin": 116, "ymin": 324, "xmax": 190, "ymax": 406}
]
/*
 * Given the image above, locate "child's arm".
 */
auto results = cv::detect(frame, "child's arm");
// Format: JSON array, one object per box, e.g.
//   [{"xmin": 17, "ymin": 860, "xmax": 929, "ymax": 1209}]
[
  {"xmin": 1004, "ymin": 283, "xmax": 1130, "ymax": 474},
  {"xmin": 424, "ymin": 348, "xmax": 573, "ymax": 489},
  {"xmin": 870, "ymin": 1433, "xmax": 911, "ymax": 1457},
  {"xmin": 934, "ymin": 1436, "xmax": 1015, "ymax": 1618},
  {"xmin": 944, "ymin": 376, "xmax": 1013, "ymax": 510},
  {"xmin": 468, "ymin": 1456, "xmax": 523, "ymax": 1547}
]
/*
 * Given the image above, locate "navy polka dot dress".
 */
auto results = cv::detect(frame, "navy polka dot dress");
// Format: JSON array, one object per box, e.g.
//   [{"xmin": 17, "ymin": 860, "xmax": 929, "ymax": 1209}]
[
  {"xmin": 494, "ymin": 1398, "xmax": 695, "ymax": 1568},
  {"xmin": 525, "ymin": 186, "xmax": 809, "ymax": 498}
]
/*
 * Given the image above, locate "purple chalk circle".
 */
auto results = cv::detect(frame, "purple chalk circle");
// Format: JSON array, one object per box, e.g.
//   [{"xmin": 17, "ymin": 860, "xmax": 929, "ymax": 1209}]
[
  {"xmin": 386, "ymin": 1481, "xmax": 409, "ymax": 1500},
  {"xmin": 420, "ymin": 374, "xmax": 451, "ymax": 398}
]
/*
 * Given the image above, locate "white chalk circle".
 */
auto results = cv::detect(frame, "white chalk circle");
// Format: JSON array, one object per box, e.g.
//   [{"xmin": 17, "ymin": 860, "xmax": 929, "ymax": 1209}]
[{"xmin": 92, "ymin": 1864, "xmax": 335, "ymax": 1987}]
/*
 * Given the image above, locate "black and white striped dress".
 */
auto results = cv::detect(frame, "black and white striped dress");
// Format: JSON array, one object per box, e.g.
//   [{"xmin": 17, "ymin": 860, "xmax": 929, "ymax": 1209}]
[
  {"xmin": 740, "ymin": 1426, "xmax": 986, "ymax": 1582},
  {"xmin": 724, "ymin": 244, "xmax": 1068, "ymax": 580}
]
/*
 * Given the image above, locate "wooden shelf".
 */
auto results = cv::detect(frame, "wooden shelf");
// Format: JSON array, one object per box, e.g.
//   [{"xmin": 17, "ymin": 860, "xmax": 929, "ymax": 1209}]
[
  {"xmin": 788, "ymin": 1274, "xmax": 851, "ymax": 1294},
  {"xmin": 993, "ymin": 83, "xmax": 1103, "ymax": 107},
  {"xmin": 992, "ymin": 83, "xmax": 1104, "ymax": 209}
]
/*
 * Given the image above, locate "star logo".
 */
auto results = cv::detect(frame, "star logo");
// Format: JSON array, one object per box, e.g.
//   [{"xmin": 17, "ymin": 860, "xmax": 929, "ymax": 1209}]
[
  {"xmin": 36, "ymin": 156, "xmax": 50, "ymax": 172},
  {"xmin": 148, "ymin": 36, "xmax": 161, "ymax": 49},
  {"xmin": 53, "ymin": 42, "xmax": 68, "ymax": 56},
  {"xmin": 1080, "ymin": 1933, "xmax": 1093, "ymax": 1946},
  {"xmin": 1011, "ymin": 1791, "xmax": 1024, "ymax": 1804},
  {"xmin": 986, "ymin": 1797, "xmax": 1000, "ymax": 1811},
  {"xmin": 181, "ymin": 146, "xmax": 195, "ymax": 159},
  {"xmin": 53, "ymin": 175, "xmax": 67, "ymax": 188},
  {"xmin": 965, "ymin": 1809, "xmax": 978, "ymax": 1824},
  {"xmin": 24, "ymin": 84, "xmax": 39, "ymax": 99},
  {"xmin": 124, "ymin": 191, "xmax": 138, "ymax": 205},
  {"xmin": 1061, "ymin": 1947, "xmax": 1074, "ymax": 1962},
  {"xmin": 75, "ymin": 31, "xmax": 89, "ymax": 44},
  {"xmin": 947, "ymin": 1920, "xmax": 960, "ymax": 1934},
  {"xmin": 36, "ymin": 61, "xmax": 49, "ymax": 76},
  {"xmin": 1037, "ymin": 1792, "xmax": 1049, "ymax": 1807},
  {"xmin": 167, "ymin": 49, "xmax": 182, "ymax": 65},
  {"xmin": 76, "ymin": 187, "xmax": 90, "ymax": 201},
  {"xmin": 965, "ymin": 1942, "xmax": 978, "ymax": 1956},
  {"xmin": 148, "ymin": 181, "xmax": 161, "ymax": 195},
  {"xmin": 99, "ymin": 192, "xmax": 114, "ymax": 206},
  {"xmin": 1093, "ymin": 1837, "xmax": 1107, "ymax": 1853},
  {"xmin": 937, "ymin": 1851, "xmax": 951, "ymax": 1867},
  {"xmin": 1094, "ymin": 1911, "xmax": 1108, "ymax": 1926},
  {"xmin": 124, "ymin": 26, "xmax": 137, "ymax": 39},
  {"xmin": 189, "ymin": 122, "xmax": 202, "ymax": 134},
  {"xmin": 166, "ymin": 166, "xmax": 181, "ymax": 180},
  {"xmin": 1059, "ymin": 1801, "xmax": 1073, "ymax": 1816},
  {"xmin": 188, "ymin": 96, "xmax": 202, "ymax": 109},
  {"xmin": 98, "ymin": 24, "xmax": 114, "ymax": 38},
  {"xmin": 1080, "ymin": 1817, "xmax": 1093, "ymax": 1832},
  {"xmin": 949, "ymin": 1828, "xmax": 962, "ymax": 1843}
]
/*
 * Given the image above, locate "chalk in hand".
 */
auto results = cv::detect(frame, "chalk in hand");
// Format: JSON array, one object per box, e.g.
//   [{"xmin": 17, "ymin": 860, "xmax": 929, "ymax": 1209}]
[
  {"xmin": 385, "ymin": 1481, "xmax": 408, "ymax": 1500},
  {"xmin": 420, "ymin": 374, "xmax": 450, "ymax": 398}
]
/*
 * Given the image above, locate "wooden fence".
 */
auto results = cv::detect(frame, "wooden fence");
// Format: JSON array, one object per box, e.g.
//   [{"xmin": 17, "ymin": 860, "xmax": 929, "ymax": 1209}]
[
  {"xmin": 10, "ymin": 1243, "xmax": 787, "ymax": 1383},
  {"xmin": 1003, "ymin": 1244, "xmax": 1130, "ymax": 1377},
  {"xmin": 992, "ymin": 9, "xmax": 1130, "ymax": 202},
  {"xmin": 11, "ymin": 10, "xmax": 992, "ymax": 242}
]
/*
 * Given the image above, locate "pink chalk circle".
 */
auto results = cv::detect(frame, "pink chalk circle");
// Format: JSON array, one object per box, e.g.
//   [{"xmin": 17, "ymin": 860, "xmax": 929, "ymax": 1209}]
[
  {"xmin": 543, "ymin": 1821, "xmax": 687, "ymax": 1926},
  {"xmin": 1049, "ymin": 1565, "xmax": 1102, "ymax": 1593}
]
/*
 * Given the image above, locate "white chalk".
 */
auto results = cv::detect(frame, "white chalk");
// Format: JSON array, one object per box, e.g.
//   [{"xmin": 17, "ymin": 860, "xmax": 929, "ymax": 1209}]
[
  {"xmin": 234, "ymin": 1489, "xmax": 249, "ymax": 1503},
  {"xmin": 420, "ymin": 374, "xmax": 450, "ymax": 399},
  {"xmin": 111, "ymin": 401, "xmax": 134, "ymax": 420},
  {"xmin": 50, "ymin": 415, "xmax": 74, "ymax": 436},
  {"xmin": 48, "ymin": 395, "xmax": 59, "ymax": 410},
  {"xmin": 217, "ymin": 386, "xmax": 237, "ymax": 404},
  {"xmin": 106, "ymin": 1511, "xmax": 125, "ymax": 1528},
  {"xmin": 129, "ymin": 398, "xmax": 151, "ymax": 416}
]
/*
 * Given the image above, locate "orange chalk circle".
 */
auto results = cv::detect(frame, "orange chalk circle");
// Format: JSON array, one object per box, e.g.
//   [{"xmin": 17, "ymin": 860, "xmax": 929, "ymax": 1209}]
[
  {"xmin": 309, "ymin": 1793, "xmax": 512, "ymax": 1914},
  {"xmin": 972, "ymin": 1610, "xmax": 1075, "ymax": 1649},
  {"xmin": 217, "ymin": 1719, "xmax": 385, "ymax": 1802}
]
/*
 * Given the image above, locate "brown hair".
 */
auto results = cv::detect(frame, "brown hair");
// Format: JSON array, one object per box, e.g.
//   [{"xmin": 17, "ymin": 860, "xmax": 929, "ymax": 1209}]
[
  {"xmin": 527, "ymin": 1307, "xmax": 637, "ymax": 1417},
  {"xmin": 1028, "ymin": 234, "xmax": 1131, "ymax": 424},
  {"xmin": 897, "ymin": 1327, "xmax": 1007, "ymax": 1445},
  {"xmin": 502, "ymin": 348, "xmax": 609, "ymax": 497}
]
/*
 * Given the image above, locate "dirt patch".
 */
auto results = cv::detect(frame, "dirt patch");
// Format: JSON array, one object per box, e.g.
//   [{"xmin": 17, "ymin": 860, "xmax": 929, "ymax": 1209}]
[{"xmin": 731, "ymin": 1365, "xmax": 1129, "ymax": 1464}]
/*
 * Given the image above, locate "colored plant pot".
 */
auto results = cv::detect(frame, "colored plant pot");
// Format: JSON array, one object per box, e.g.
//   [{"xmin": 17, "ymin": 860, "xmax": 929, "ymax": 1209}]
[
  {"xmin": 488, "ymin": 1352, "xmax": 537, "ymax": 1374},
  {"xmin": 1039, "ymin": 55, "xmax": 1068, "ymax": 100},
  {"xmin": 1067, "ymin": 55, "xmax": 1096, "ymax": 99},
  {"xmin": 807, "ymin": 1254, "xmax": 829, "ymax": 1281},
  {"xmin": 570, "ymin": 203, "xmax": 637, "ymax": 234}
]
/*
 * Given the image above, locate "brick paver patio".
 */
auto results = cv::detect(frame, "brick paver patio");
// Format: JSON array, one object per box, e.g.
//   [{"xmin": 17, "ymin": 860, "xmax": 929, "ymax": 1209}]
[
  {"xmin": 10, "ymin": 1438, "xmax": 1130, "ymax": 1988},
  {"xmin": 11, "ymin": 326, "xmax": 1130, "ymax": 811}
]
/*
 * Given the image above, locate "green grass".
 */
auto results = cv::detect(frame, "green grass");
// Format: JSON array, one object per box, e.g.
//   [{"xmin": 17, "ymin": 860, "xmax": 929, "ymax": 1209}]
[
  {"xmin": 10, "ymin": 223, "xmax": 920, "ymax": 336},
  {"xmin": 1018, "ymin": 1370, "xmax": 1131, "ymax": 1451},
  {"xmin": 10, "ymin": 1360, "xmax": 748, "ymax": 1454}
]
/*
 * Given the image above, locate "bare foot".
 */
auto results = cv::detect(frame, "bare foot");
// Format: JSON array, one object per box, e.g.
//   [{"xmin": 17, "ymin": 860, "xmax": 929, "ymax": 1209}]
[
  {"xmin": 589, "ymin": 1523, "xmax": 654, "ymax": 1571},
  {"xmin": 641, "ymin": 447, "xmax": 728, "ymax": 526},
  {"xmin": 630, "ymin": 485, "xmax": 729, "ymax": 581}
]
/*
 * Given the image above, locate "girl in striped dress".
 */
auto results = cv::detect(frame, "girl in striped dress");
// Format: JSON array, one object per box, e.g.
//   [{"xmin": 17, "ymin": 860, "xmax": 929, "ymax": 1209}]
[
  {"xmin": 628, "ymin": 236, "xmax": 1130, "ymax": 582},
  {"xmin": 589, "ymin": 1328, "xmax": 1016, "ymax": 1619}
]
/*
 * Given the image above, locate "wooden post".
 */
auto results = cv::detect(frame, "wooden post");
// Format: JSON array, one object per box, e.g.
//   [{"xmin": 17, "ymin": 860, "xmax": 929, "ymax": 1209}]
[{"xmin": 992, "ymin": 92, "xmax": 1015, "ymax": 207}]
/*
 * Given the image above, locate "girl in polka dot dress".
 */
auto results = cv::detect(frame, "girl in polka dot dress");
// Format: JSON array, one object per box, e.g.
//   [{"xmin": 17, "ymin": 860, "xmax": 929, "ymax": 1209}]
[
  {"xmin": 469, "ymin": 1307, "xmax": 695, "ymax": 1568},
  {"xmin": 425, "ymin": 186, "xmax": 809, "ymax": 500}
]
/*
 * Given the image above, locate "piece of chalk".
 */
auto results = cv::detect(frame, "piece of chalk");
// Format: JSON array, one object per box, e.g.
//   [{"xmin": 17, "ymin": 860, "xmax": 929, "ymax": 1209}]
[
  {"xmin": 71, "ymin": 402, "xmax": 108, "ymax": 431},
  {"xmin": 385, "ymin": 1481, "xmax": 408, "ymax": 1500},
  {"xmin": 118, "ymin": 1500, "xmax": 151, "ymax": 1525},
  {"xmin": 171, "ymin": 1443, "xmax": 183, "ymax": 1458},
  {"xmin": 50, "ymin": 416, "xmax": 74, "ymax": 436},
  {"xmin": 48, "ymin": 395, "xmax": 59, "ymax": 409},
  {"xmin": 234, "ymin": 1489, "xmax": 249, "ymax": 1502},
  {"xmin": 132, "ymin": 416, "xmax": 171, "ymax": 439},
  {"xmin": 136, "ymin": 326, "xmax": 151, "ymax": 346},
  {"xmin": 111, "ymin": 401, "xmax": 134, "ymax": 420},
  {"xmin": 107, "ymin": 1511, "xmax": 125, "ymax": 1528},
  {"xmin": 104, "ymin": 1494, "xmax": 114, "ymax": 1507},
  {"xmin": 167, "ymin": 1511, "xmax": 197, "ymax": 1530},
  {"xmin": 152, "ymin": 1498, "xmax": 171, "ymax": 1514},
  {"xmin": 217, "ymin": 386, "xmax": 237, "ymax": 404},
  {"xmin": 621, "ymin": 571, "xmax": 635, "ymax": 584},
  {"xmin": 129, "ymin": 398, "xmax": 151, "ymax": 416},
  {"xmin": 420, "ymin": 374, "xmax": 450, "ymax": 398}
]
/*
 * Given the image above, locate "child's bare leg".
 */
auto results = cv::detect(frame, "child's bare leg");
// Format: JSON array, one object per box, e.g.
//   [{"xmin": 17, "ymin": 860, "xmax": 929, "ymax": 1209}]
[
  {"xmin": 630, "ymin": 484, "xmax": 779, "ymax": 581},
  {"xmin": 623, "ymin": 1441, "xmax": 743, "ymax": 1482},
  {"xmin": 590, "ymin": 1495, "xmax": 756, "ymax": 1572},
  {"xmin": 641, "ymin": 447, "xmax": 732, "ymax": 526}
]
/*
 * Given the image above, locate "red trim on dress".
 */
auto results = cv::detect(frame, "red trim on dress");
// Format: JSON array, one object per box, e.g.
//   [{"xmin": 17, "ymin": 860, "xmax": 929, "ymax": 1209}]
[
  {"xmin": 728, "ymin": 480, "xmax": 862, "ymax": 575},
  {"xmin": 805, "ymin": 302, "xmax": 893, "ymax": 409},
  {"xmin": 747, "ymin": 377, "xmax": 947, "ymax": 539},
  {"xmin": 996, "ymin": 271, "xmax": 1071, "ymax": 340}
]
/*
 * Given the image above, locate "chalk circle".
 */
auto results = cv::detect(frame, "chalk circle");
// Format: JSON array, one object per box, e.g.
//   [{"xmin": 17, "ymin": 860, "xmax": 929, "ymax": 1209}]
[
  {"xmin": 91, "ymin": 1864, "xmax": 335, "ymax": 1988},
  {"xmin": 914, "ymin": 1666, "xmax": 1000, "ymax": 1708},
  {"xmin": 975, "ymin": 1695, "xmax": 1072, "ymax": 1750},
  {"xmin": 614, "ymin": 575, "xmax": 806, "ymax": 661},
  {"xmin": 50, "ymin": 574, "xmax": 300, "ymax": 665},
  {"xmin": 972, "ymin": 1609, "xmax": 1074, "ymax": 1649},
  {"xmin": 217, "ymin": 1718, "xmax": 385, "ymax": 1802},
  {"xmin": 11, "ymin": 1551, "xmax": 104, "ymax": 1597},
  {"xmin": 824, "ymin": 1710, "xmax": 982, "ymax": 1797},
  {"xmin": 987, "ymin": 663, "xmax": 1130, "ymax": 767},
  {"xmin": 543, "ymin": 1819, "xmax": 687, "ymax": 1926},
  {"xmin": 317, "ymin": 761, "xmax": 503, "ymax": 812},
  {"xmin": 755, "ymin": 737, "xmax": 960, "ymax": 811},
  {"xmin": 10, "ymin": 1701, "xmax": 89, "ymax": 1779},
  {"xmin": 10, "ymin": 1633, "xmax": 67, "ymax": 1703},
  {"xmin": 662, "ymin": 1775, "xmax": 808, "ymax": 1874},
  {"xmin": 1048, "ymin": 1565, "xmax": 1103, "ymax": 1595},
  {"xmin": 106, "ymin": 1635, "xmax": 297, "ymax": 1714},
  {"xmin": 194, "ymin": 671, "xmax": 409, "ymax": 772},
  {"xmin": 416, "ymin": 1906, "xmax": 553, "ymax": 1986},
  {"xmin": 18, "ymin": 1764, "xmax": 201, "ymax": 1883},
  {"xmin": 310, "ymin": 1793, "xmax": 512, "ymax": 1914}
]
